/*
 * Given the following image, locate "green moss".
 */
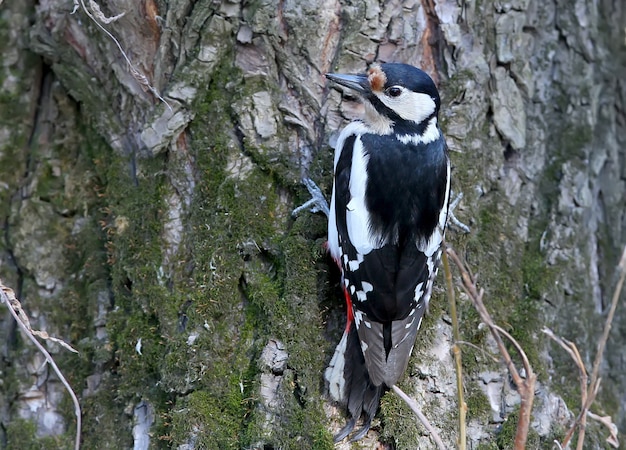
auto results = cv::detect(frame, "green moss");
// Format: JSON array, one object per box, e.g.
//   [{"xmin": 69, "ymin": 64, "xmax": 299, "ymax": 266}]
[
  {"xmin": 144, "ymin": 50, "xmax": 334, "ymax": 448},
  {"xmin": 1, "ymin": 6, "xmax": 329, "ymax": 449},
  {"xmin": 487, "ymin": 407, "xmax": 580, "ymax": 450},
  {"xmin": 475, "ymin": 443, "xmax": 500, "ymax": 450},
  {"xmin": 495, "ymin": 411, "xmax": 518, "ymax": 448},
  {"xmin": 465, "ymin": 381, "xmax": 492, "ymax": 421},
  {"xmin": 170, "ymin": 389, "xmax": 243, "ymax": 449},
  {"xmin": 79, "ymin": 384, "xmax": 134, "ymax": 449},
  {"xmin": 379, "ymin": 390, "xmax": 422, "ymax": 448},
  {"xmin": 494, "ymin": 408, "xmax": 540, "ymax": 449},
  {"xmin": 4, "ymin": 418, "xmax": 73, "ymax": 450},
  {"xmin": 542, "ymin": 425, "xmax": 566, "ymax": 449}
]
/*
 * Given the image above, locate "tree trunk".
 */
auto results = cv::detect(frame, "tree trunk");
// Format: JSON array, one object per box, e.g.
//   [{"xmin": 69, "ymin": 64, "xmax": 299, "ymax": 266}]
[{"xmin": 0, "ymin": 0, "xmax": 624, "ymax": 449}]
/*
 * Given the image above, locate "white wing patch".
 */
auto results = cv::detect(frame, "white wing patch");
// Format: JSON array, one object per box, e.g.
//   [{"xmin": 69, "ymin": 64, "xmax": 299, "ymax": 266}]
[
  {"xmin": 327, "ymin": 184, "xmax": 340, "ymax": 262},
  {"xmin": 414, "ymin": 282, "xmax": 425, "ymax": 301},
  {"xmin": 354, "ymin": 309, "xmax": 363, "ymax": 329},
  {"xmin": 426, "ymin": 256, "xmax": 435, "ymax": 285},
  {"xmin": 439, "ymin": 159, "xmax": 451, "ymax": 229},
  {"xmin": 345, "ymin": 136, "xmax": 375, "ymax": 255},
  {"xmin": 332, "ymin": 122, "xmax": 371, "ymax": 169},
  {"xmin": 348, "ymin": 253, "xmax": 364, "ymax": 271},
  {"xmin": 328, "ymin": 122, "xmax": 373, "ymax": 263},
  {"xmin": 422, "ymin": 226, "xmax": 443, "ymax": 258},
  {"xmin": 355, "ymin": 280, "xmax": 373, "ymax": 302}
]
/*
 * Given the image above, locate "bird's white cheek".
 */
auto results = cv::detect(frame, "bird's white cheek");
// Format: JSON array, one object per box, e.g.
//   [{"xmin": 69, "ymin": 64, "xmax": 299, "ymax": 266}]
[{"xmin": 378, "ymin": 92, "xmax": 436, "ymax": 124}]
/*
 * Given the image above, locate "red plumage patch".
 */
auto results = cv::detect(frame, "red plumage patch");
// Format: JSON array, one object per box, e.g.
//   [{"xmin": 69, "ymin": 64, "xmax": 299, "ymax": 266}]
[
  {"xmin": 368, "ymin": 63, "xmax": 387, "ymax": 92},
  {"xmin": 343, "ymin": 286, "xmax": 354, "ymax": 332}
]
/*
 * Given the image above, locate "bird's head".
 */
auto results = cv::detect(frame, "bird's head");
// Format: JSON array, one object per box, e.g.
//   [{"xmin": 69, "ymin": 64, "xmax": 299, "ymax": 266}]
[{"xmin": 326, "ymin": 63, "xmax": 440, "ymax": 135}]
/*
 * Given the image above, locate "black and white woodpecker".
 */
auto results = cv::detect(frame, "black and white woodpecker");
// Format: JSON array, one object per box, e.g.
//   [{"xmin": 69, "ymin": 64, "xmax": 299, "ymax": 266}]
[{"xmin": 317, "ymin": 63, "xmax": 452, "ymax": 442}]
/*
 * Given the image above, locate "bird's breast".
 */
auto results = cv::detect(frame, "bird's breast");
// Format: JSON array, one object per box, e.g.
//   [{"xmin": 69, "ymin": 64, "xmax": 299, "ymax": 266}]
[{"xmin": 359, "ymin": 133, "xmax": 448, "ymax": 246}]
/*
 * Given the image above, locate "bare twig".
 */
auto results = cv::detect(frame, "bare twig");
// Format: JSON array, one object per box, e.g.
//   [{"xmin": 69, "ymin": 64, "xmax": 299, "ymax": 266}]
[
  {"xmin": 492, "ymin": 324, "xmax": 533, "ymax": 386},
  {"xmin": 542, "ymin": 328, "xmax": 588, "ymax": 450},
  {"xmin": 587, "ymin": 412, "xmax": 619, "ymax": 448},
  {"xmin": 549, "ymin": 245, "xmax": 626, "ymax": 450},
  {"xmin": 71, "ymin": 0, "xmax": 171, "ymax": 109},
  {"xmin": 588, "ymin": 245, "xmax": 626, "ymax": 404},
  {"xmin": 0, "ymin": 281, "xmax": 81, "ymax": 450},
  {"xmin": 447, "ymin": 250, "xmax": 520, "ymax": 381},
  {"xmin": 441, "ymin": 247, "xmax": 466, "ymax": 449},
  {"xmin": 446, "ymin": 247, "xmax": 536, "ymax": 450},
  {"xmin": 455, "ymin": 341, "xmax": 500, "ymax": 363},
  {"xmin": 392, "ymin": 385, "xmax": 447, "ymax": 450}
]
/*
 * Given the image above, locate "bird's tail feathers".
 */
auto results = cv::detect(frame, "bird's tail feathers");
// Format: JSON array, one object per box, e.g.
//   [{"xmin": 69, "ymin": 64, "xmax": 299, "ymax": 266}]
[{"xmin": 325, "ymin": 321, "xmax": 383, "ymax": 442}]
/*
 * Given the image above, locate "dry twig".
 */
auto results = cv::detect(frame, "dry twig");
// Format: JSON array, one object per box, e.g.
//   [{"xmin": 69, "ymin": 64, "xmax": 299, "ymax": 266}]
[
  {"xmin": 392, "ymin": 385, "xmax": 447, "ymax": 450},
  {"xmin": 547, "ymin": 245, "xmax": 625, "ymax": 450},
  {"xmin": 0, "ymin": 281, "xmax": 82, "ymax": 450},
  {"xmin": 71, "ymin": 0, "xmax": 171, "ymax": 109},
  {"xmin": 542, "ymin": 328, "xmax": 589, "ymax": 450},
  {"xmin": 446, "ymin": 247, "xmax": 536, "ymax": 450},
  {"xmin": 587, "ymin": 412, "xmax": 619, "ymax": 448},
  {"xmin": 441, "ymin": 247, "xmax": 466, "ymax": 449}
]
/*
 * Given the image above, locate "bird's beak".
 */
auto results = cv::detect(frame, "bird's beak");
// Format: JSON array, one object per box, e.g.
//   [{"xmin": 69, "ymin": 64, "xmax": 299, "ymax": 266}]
[{"xmin": 325, "ymin": 73, "xmax": 370, "ymax": 95}]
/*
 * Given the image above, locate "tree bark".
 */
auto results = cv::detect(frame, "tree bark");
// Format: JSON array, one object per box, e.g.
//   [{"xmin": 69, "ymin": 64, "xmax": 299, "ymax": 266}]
[{"xmin": 0, "ymin": 0, "xmax": 624, "ymax": 449}]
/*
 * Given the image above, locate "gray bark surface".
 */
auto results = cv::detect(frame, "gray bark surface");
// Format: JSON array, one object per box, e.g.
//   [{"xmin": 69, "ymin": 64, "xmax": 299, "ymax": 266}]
[{"xmin": 0, "ymin": 0, "xmax": 624, "ymax": 448}]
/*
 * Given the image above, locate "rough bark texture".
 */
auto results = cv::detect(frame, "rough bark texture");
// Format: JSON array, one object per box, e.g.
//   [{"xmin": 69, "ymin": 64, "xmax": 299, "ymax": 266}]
[{"xmin": 0, "ymin": 0, "xmax": 624, "ymax": 449}]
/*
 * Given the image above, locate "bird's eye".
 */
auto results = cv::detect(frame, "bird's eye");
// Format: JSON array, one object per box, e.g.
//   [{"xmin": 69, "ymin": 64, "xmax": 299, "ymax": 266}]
[{"xmin": 386, "ymin": 86, "xmax": 403, "ymax": 97}]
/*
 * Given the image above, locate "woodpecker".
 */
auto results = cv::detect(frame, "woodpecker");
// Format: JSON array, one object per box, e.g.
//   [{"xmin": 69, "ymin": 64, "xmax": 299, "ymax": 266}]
[{"xmin": 322, "ymin": 63, "xmax": 451, "ymax": 441}]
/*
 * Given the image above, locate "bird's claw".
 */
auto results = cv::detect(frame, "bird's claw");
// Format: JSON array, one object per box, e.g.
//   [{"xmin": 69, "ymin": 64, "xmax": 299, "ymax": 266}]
[
  {"xmin": 292, "ymin": 177, "xmax": 330, "ymax": 218},
  {"xmin": 448, "ymin": 191, "xmax": 470, "ymax": 233}
]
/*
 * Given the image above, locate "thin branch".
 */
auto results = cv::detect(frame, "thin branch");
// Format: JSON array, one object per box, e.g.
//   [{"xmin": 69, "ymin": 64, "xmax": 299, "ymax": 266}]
[
  {"xmin": 492, "ymin": 324, "xmax": 533, "ymax": 383},
  {"xmin": 549, "ymin": 245, "xmax": 626, "ymax": 450},
  {"xmin": 0, "ymin": 282, "xmax": 81, "ymax": 450},
  {"xmin": 446, "ymin": 247, "xmax": 536, "ymax": 450},
  {"xmin": 587, "ymin": 411, "xmax": 619, "ymax": 448},
  {"xmin": 392, "ymin": 385, "xmax": 447, "ymax": 450},
  {"xmin": 587, "ymin": 245, "xmax": 626, "ymax": 407},
  {"xmin": 442, "ymin": 247, "xmax": 466, "ymax": 450},
  {"xmin": 455, "ymin": 341, "xmax": 501, "ymax": 363},
  {"xmin": 72, "ymin": 0, "xmax": 171, "ymax": 109},
  {"xmin": 491, "ymin": 322, "xmax": 537, "ymax": 450},
  {"xmin": 446, "ymin": 250, "xmax": 522, "ymax": 384},
  {"xmin": 543, "ymin": 328, "xmax": 588, "ymax": 450}
]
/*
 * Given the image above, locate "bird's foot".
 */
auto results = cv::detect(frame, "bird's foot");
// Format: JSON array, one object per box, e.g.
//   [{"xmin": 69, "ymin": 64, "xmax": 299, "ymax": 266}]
[
  {"xmin": 448, "ymin": 191, "xmax": 470, "ymax": 233},
  {"xmin": 291, "ymin": 177, "xmax": 330, "ymax": 218}
]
